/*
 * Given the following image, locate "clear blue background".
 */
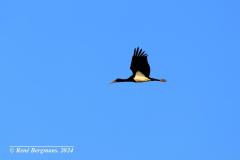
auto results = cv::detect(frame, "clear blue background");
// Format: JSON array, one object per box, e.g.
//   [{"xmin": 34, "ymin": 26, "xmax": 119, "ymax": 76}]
[{"xmin": 0, "ymin": 0, "xmax": 239, "ymax": 159}]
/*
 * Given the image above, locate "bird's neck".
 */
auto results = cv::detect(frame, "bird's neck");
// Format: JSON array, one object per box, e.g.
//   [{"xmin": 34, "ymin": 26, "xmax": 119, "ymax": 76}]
[{"xmin": 118, "ymin": 78, "xmax": 132, "ymax": 82}]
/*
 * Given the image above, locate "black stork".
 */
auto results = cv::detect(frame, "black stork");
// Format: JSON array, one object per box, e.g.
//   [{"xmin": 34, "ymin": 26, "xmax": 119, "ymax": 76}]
[{"xmin": 112, "ymin": 47, "xmax": 167, "ymax": 83}]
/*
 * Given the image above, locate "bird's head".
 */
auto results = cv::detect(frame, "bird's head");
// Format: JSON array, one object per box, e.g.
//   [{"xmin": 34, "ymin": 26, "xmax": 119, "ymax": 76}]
[{"xmin": 111, "ymin": 78, "xmax": 122, "ymax": 83}]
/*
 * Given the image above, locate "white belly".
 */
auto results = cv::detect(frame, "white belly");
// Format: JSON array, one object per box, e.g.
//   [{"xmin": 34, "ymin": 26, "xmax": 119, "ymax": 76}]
[{"xmin": 133, "ymin": 71, "xmax": 150, "ymax": 82}]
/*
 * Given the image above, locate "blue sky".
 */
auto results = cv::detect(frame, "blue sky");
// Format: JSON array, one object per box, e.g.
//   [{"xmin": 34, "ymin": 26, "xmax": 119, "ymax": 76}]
[{"xmin": 0, "ymin": 0, "xmax": 240, "ymax": 159}]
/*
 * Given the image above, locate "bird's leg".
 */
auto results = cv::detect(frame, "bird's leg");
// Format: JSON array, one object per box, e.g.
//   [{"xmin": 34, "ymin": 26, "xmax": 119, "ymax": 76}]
[
  {"xmin": 150, "ymin": 77, "xmax": 167, "ymax": 82},
  {"xmin": 159, "ymin": 79, "xmax": 167, "ymax": 82}
]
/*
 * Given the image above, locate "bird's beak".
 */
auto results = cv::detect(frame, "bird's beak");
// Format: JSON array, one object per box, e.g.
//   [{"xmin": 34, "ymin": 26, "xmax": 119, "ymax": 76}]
[{"xmin": 110, "ymin": 80, "xmax": 116, "ymax": 83}]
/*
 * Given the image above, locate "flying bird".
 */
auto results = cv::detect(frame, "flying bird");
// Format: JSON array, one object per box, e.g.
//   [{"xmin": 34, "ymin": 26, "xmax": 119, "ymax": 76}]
[{"xmin": 112, "ymin": 47, "xmax": 167, "ymax": 83}]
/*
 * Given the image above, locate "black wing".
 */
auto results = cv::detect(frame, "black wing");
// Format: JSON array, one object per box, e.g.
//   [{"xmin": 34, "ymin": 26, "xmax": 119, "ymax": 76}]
[{"xmin": 130, "ymin": 47, "xmax": 150, "ymax": 77}]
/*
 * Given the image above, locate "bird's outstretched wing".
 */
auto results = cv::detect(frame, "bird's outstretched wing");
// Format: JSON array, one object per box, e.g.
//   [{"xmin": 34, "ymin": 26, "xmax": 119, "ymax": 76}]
[{"xmin": 130, "ymin": 47, "xmax": 150, "ymax": 77}]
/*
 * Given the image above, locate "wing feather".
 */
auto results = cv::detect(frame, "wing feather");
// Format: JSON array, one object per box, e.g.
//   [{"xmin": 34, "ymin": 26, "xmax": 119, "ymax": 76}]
[{"xmin": 130, "ymin": 47, "xmax": 150, "ymax": 77}]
